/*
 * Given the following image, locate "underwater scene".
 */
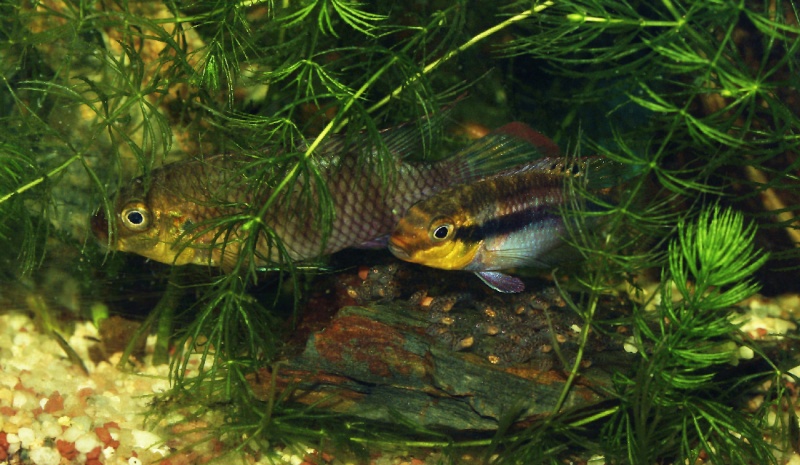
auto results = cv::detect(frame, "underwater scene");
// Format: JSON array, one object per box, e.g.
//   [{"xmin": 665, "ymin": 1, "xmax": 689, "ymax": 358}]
[{"xmin": 1, "ymin": 0, "xmax": 800, "ymax": 464}]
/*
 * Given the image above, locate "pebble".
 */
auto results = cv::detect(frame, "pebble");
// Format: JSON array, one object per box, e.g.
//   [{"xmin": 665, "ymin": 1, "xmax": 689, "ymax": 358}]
[
  {"xmin": 6, "ymin": 432, "xmax": 20, "ymax": 446},
  {"xmin": 131, "ymin": 429, "xmax": 161, "ymax": 450},
  {"xmin": 16, "ymin": 426, "xmax": 35, "ymax": 448},
  {"xmin": 12, "ymin": 390, "xmax": 32, "ymax": 409},
  {"xmin": 62, "ymin": 425, "xmax": 85, "ymax": 443},
  {"xmin": 75, "ymin": 431, "xmax": 102, "ymax": 453},
  {"xmin": 29, "ymin": 446, "xmax": 61, "ymax": 465}
]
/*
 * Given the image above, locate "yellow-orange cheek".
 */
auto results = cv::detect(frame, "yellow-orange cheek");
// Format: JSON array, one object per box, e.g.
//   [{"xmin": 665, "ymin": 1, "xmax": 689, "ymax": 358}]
[{"xmin": 408, "ymin": 242, "xmax": 478, "ymax": 270}]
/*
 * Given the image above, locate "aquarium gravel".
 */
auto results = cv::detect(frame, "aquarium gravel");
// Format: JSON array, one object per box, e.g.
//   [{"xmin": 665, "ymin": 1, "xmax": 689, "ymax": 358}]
[
  {"xmin": 0, "ymin": 311, "xmax": 464, "ymax": 465},
  {"xmin": 0, "ymin": 312, "xmax": 171, "ymax": 464}
]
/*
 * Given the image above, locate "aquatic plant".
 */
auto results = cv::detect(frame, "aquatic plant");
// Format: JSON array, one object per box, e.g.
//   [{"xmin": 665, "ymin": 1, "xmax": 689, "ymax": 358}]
[
  {"xmin": 407, "ymin": 204, "xmax": 774, "ymax": 465},
  {"xmin": 1, "ymin": 0, "xmax": 798, "ymax": 462}
]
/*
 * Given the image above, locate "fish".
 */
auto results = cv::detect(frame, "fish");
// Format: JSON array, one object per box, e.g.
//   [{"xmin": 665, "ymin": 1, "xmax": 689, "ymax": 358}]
[
  {"xmin": 91, "ymin": 121, "xmax": 558, "ymax": 270},
  {"xmin": 387, "ymin": 149, "xmax": 636, "ymax": 293}
]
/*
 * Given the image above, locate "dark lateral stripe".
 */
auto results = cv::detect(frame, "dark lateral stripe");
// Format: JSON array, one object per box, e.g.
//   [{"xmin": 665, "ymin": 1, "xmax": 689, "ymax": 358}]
[{"xmin": 455, "ymin": 205, "xmax": 558, "ymax": 242}]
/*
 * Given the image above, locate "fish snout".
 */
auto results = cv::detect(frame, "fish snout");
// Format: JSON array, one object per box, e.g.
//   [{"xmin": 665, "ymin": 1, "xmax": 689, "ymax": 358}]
[{"xmin": 388, "ymin": 236, "xmax": 411, "ymax": 260}]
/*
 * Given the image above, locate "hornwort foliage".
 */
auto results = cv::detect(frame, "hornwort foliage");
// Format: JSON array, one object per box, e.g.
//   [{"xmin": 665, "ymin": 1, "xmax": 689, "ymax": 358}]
[{"xmin": 1, "ymin": 0, "xmax": 798, "ymax": 462}]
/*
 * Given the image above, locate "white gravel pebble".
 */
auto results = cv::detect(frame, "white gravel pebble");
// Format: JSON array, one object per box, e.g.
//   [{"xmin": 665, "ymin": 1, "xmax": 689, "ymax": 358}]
[
  {"xmin": 29, "ymin": 446, "xmax": 62, "ymax": 465},
  {"xmin": 5, "ymin": 432, "xmax": 19, "ymax": 445},
  {"xmin": 71, "ymin": 415, "xmax": 93, "ymax": 432},
  {"xmin": 131, "ymin": 429, "xmax": 161, "ymax": 450},
  {"xmin": 5, "ymin": 433, "xmax": 20, "ymax": 455},
  {"xmin": 75, "ymin": 431, "xmax": 102, "ymax": 453},
  {"xmin": 16, "ymin": 426, "xmax": 36, "ymax": 448},
  {"xmin": 39, "ymin": 418, "xmax": 62, "ymax": 439},
  {"xmin": 12, "ymin": 389, "xmax": 32, "ymax": 408},
  {"xmin": 62, "ymin": 425, "xmax": 84, "ymax": 442},
  {"xmin": 0, "ymin": 372, "xmax": 17, "ymax": 388},
  {"xmin": 102, "ymin": 445, "xmax": 116, "ymax": 460}
]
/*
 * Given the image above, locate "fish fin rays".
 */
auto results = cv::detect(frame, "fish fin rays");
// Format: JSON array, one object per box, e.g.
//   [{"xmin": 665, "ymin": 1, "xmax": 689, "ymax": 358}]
[
  {"xmin": 449, "ymin": 123, "xmax": 561, "ymax": 183},
  {"xmin": 354, "ymin": 234, "xmax": 389, "ymax": 249},
  {"xmin": 380, "ymin": 114, "xmax": 449, "ymax": 160},
  {"xmin": 580, "ymin": 157, "xmax": 645, "ymax": 190},
  {"xmin": 475, "ymin": 271, "xmax": 525, "ymax": 293},
  {"xmin": 493, "ymin": 122, "xmax": 560, "ymax": 157},
  {"xmin": 483, "ymin": 242, "xmax": 538, "ymax": 260},
  {"xmin": 484, "ymin": 241, "xmax": 579, "ymax": 270},
  {"xmin": 311, "ymin": 110, "xmax": 450, "ymax": 162}
]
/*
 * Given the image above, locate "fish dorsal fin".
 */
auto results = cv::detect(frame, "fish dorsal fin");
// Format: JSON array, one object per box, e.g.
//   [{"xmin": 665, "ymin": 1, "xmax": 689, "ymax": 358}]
[
  {"xmin": 500, "ymin": 156, "xmax": 641, "ymax": 191},
  {"xmin": 493, "ymin": 122, "xmax": 561, "ymax": 158},
  {"xmin": 445, "ymin": 125, "xmax": 560, "ymax": 183},
  {"xmin": 475, "ymin": 271, "xmax": 525, "ymax": 293},
  {"xmin": 308, "ymin": 109, "xmax": 450, "ymax": 162}
]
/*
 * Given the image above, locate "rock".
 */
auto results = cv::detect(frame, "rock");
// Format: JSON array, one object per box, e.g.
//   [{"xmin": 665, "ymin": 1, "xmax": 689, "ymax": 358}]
[{"xmin": 252, "ymin": 296, "xmax": 630, "ymax": 431}]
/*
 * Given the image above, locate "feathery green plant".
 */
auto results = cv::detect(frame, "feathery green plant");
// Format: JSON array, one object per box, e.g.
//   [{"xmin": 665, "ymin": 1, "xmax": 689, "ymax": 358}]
[
  {"xmin": 1, "ymin": 0, "xmax": 798, "ymax": 462},
  {"xmin": 490, "ymin": 206, "xmax": 778, "ymax": 464},
  {"xmin": 602, "ymin": 206, "xmax": 774, "ymax": 464}
]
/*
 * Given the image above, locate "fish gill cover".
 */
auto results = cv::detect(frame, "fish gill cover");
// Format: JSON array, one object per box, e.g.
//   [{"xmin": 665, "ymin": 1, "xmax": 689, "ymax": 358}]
[{"xmin": 0, "ymin": 0, "xmax": 799, "ymax": 463}]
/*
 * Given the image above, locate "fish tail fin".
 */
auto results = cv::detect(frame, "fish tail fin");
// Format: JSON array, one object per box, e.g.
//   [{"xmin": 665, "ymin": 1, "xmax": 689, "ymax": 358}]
[
  {"xmin": 581, "ymin": 156, "xmax": 646, "ymax": 190},
  {"xmin": 563, "ymin": 156, "xmax": 647, "ymax": 223},
  {"xmin": 447, "ymin": 123, "xmax": 560, "ymax": 184}
]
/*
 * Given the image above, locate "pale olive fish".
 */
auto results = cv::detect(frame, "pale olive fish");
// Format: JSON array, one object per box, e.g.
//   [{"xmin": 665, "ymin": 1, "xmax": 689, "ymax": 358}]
[
  {"xmin": 91, "ymin": 122, "xmax": 557, "ymax": 270},
  {"xmin": 388, "ymin": 149, "xmax": 637, "ymax": 293}
]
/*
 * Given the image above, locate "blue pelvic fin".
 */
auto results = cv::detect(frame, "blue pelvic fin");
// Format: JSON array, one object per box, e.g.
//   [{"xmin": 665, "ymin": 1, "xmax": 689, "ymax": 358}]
[{"xmin": 475, "ymin": 271, "xmax": 525, "ymax": 293}]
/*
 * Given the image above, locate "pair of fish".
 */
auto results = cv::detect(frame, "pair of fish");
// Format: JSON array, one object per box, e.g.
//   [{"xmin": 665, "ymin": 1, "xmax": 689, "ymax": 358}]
[
  {"xmin": 92, "ymin": 120, "xmax": 547, "ymax": 271},
  {"xmin": 92, "ymin": 119, "xmax": 632, "ymax": 293}
]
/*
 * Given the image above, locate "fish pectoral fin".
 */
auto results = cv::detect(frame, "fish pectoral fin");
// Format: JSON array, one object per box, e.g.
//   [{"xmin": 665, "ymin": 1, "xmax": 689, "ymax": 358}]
[
  {"xmin": 482, "ymin": 243, "xmax": 557, "ymax": 269},
  {"xmin": 484, "ymin": 241, "xmax": 576, "ymax": 269},
  {"xmin": 475, "ymin": 271, "xmax": 525, "ymax": 293},
  {"xmin": 483, "ymin": 244, "xmax": 537, "ymax": 261},
  {"xmin": 354, "ymin": 234, "xmax": 389, "ymax": 249}
]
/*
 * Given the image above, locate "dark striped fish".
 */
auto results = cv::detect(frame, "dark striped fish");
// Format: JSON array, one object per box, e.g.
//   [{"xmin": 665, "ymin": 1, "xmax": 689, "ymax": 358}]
[
  {"xmin": 91, "ymin": 122, "xmax": 554, "ymax": 270},
  {"xmin": 388, "ymin": 152, "xmax": 633, "ymax": 293}
]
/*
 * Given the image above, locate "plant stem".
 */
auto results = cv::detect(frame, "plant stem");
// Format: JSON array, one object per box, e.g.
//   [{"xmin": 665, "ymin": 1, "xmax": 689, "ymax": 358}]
[
  {"xmin": 0, "ymin": 154, "xmax": 80, "ymax": 205},
  {"xmin": 550, "ymin": 282, "xmax": 599, "ymax": 415},
  {"xmin": 366, "ymin": 2, "xmax": 555, "ymax": 116}
]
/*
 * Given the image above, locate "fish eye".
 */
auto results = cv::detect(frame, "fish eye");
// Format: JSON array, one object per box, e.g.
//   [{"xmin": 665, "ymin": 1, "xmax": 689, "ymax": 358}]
[
  {"xmin": 430, "ymin": 223, "xmax": 453, "ymax": 241},
  {"xmin": 120, "ymin": 203, "xmax": 151, "ymax": 231}
]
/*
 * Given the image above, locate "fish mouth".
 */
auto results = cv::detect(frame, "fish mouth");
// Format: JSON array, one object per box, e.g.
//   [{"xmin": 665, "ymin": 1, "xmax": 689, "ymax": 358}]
[{"xmin": 387, "ymin": 236, "xmax": 411, "ymax": 260}]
